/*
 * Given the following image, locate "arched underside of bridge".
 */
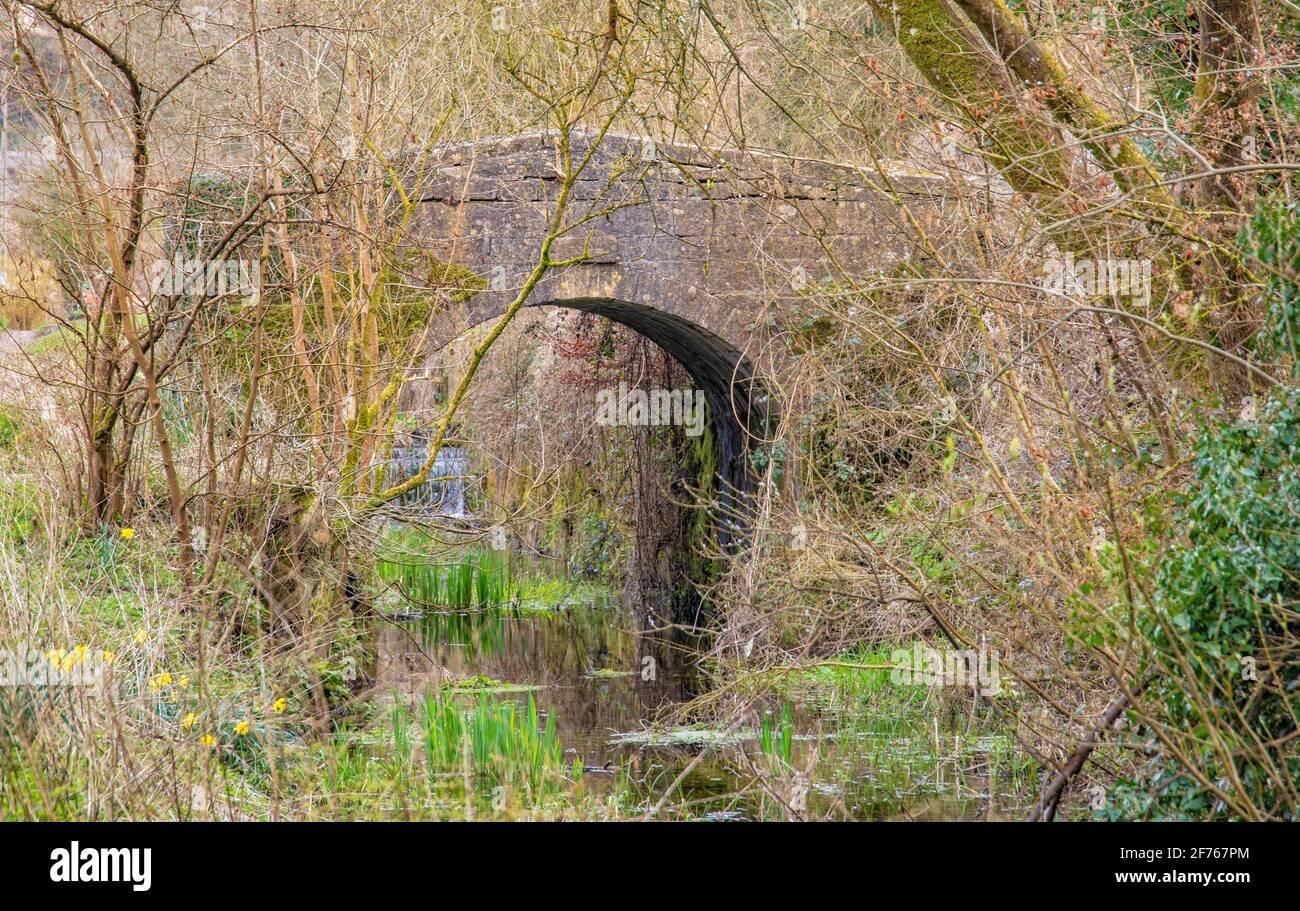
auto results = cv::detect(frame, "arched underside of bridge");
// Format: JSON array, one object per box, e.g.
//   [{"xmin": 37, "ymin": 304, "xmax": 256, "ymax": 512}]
[
  {"xmin": 400, "ymin": 131, "xmax": 950, "ymax": 538},
  {"xmin": 432, "ymin": 292, "xmax": 766, "ymax": 540}
]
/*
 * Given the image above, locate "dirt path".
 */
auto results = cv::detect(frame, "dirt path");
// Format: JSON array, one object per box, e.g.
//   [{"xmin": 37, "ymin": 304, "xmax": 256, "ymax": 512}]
[
  {"xmin": 0, "ymin": 324, "xmax": 55, "ymax": 353},
  {"xmin": 0, "ymin": 325, "xmax": 60, "ymax": 414}
]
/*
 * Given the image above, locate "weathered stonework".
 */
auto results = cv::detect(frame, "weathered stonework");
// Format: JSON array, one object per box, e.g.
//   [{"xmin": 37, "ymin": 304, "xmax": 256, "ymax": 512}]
[{"xmin": 402, "ymin": 130, "xmax": 952, "ymax": 510}]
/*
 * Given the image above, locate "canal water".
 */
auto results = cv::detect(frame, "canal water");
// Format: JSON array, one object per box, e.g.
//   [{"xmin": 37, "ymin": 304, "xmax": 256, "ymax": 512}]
[{"xmin": 374, "ymin": 552, "xmax": 1036, "ymax": 820}]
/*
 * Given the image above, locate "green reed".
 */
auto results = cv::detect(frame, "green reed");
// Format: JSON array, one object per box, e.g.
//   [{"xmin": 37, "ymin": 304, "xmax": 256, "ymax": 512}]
[
  {"xmin": 378, "ymin": 546, "xmax": 516, "ymax": 610},
  {"xmin": 759, "ymin": 702, "xmax": 795, "ymax": 766},
  {"xmin": 418, "ymin": 692, "xmax": 567, "ymax": 798}
]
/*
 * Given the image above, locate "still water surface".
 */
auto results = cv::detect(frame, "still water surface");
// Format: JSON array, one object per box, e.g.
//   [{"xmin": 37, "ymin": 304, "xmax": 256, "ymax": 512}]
[{"xmin": 375, "ymin": 554, "xmax": 1033, "ymax": 820}]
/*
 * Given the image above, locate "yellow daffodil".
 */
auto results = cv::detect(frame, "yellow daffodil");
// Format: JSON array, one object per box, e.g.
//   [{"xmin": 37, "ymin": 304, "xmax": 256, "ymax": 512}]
[
  {"xmin": 182, "ymin": 713, "xmax": 197, "ymax": 730},
  {"xmin": 199, "ymin": 734, "xmax": 215, "ymax": 747},
  {"xmin": 74, "ymin": 645, "xmax": 88, "ymax": 663},
  {"xmin": 61, "ymin": 654, "xmax": 74, "ymax": 673},
  {"xmin": 47, "ymin": 648, "xmax": 65, "ymax": 667},
  {"xmin": 120, "ymin": 527, "xmax": 135, "ymax": 540},
  {"xmin": 101, "ymin": 650, "xmax": 116, "ymax": 664},
  {"xmin": 149, "ymin": 672, "xmax": 173, "ymax": 691},
  {"xmin": 234, "ymin": 720, "xmax": 251, "ymax": 736},
  {"xmin": 272, "ymin": 697, "xmax": 287, "ymax": 714}
]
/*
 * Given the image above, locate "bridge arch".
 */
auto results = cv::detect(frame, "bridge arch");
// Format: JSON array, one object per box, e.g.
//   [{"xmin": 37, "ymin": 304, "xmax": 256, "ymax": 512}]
[
  {"xmin": 399, "ymin": 131, "xmax": 948, "ymax": 529},
  {"xmin": 428, "ymin": 293, "xmax": 765, "ymax": 534}
]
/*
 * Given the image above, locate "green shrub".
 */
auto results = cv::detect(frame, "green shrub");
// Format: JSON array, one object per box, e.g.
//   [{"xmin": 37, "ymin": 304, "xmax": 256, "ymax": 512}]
[
  {"xmin": 1245, "ymin": 196, "xmax": 1299, "ymax": 372},
  {"xmin": 1110, "ymin": 387, "xmax": 1300, "ymax": 819}
]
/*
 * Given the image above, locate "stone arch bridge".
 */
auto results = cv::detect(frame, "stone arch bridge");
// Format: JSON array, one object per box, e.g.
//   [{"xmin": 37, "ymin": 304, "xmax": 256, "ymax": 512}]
[{"xmin": 403, "ymin": 131, "xmax": 953, "ymax": 509}]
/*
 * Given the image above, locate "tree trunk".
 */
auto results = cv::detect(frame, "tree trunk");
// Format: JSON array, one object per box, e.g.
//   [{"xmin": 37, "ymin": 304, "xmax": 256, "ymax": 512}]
[
  {"xmin": 1195, "ymin": 0, "xmax": 1265, "ymax": 210},
  {"xmin": 866, "ymin": 0, "xmax": 1096, "ymax": 257}
]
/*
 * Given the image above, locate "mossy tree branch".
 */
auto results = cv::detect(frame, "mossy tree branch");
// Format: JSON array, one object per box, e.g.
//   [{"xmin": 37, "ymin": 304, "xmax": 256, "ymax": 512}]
[
  {"xmin": 866, "ymin": 0, "xmax": 1097, "ymax": 257},
  {"xmin": 951, "ymin": 0, "xmax": 1183, "ymax": 228}
]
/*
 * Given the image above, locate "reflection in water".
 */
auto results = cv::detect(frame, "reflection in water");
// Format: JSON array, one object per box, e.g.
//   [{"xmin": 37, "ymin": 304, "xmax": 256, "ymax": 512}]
[
  {"xmin": 378, "ymin": 597, "xmax": 700, "ymax": 771},
  {"xmin": 375, "ymin": 551, "xmax": 1035, "ymax": 820}
]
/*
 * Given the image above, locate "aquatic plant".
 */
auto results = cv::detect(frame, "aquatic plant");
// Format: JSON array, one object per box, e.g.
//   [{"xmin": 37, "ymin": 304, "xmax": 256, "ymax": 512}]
[
  {"xmin": 417, "ymin": 693, "xmax": 567, "ymax": 799},
  {"xmin": 378, "ymin": 546, "xmax": 517, "ymax": 610},
  {"xmin": 759, "ymin": 702, "xmax": 794, "ymax": 766}
]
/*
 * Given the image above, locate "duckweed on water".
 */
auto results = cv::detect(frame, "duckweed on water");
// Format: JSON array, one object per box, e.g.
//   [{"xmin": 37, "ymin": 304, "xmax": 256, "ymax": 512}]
[
  {"xmin": 609, "ymin": 727, "xmax": 753, "ymax": 748},
  {"xmin": 442, "ymin": 673, "xmax": 541, "ymax": 695}
]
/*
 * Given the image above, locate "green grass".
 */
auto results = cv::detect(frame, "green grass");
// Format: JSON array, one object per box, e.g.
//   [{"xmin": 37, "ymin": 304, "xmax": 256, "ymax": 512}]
[
  {"xmin": 515, "ymin": 576, "xmax": 610, "ymax": 612},
  {"xmin": 752, "ymin": 641, "xmax": 1040, "ymax": 817},
  {"xmin": 776, "ymin": 643, "xmax": 902, "ymax": 710},
  {"xmin": 0, "ymin": 406, "xmax": 22, "ymax": 449},
  {"xmin": 0, "ymin": 478, "xmax": 42, "ymax": 547},
  {"xmin": 23, "ymin": 321, "xmax": 81, "ymax": 357}
]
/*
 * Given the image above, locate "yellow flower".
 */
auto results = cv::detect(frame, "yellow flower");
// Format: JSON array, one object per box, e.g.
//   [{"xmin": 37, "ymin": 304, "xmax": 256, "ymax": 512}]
[
  {"xmin": 150, "ymin": 672, "xmax": 172, "ymax": 691},
  {"xmin": 60, "ymin": 654, "xmax": 74, "ymax": 673},
  {"xmin": 234, "ymin": 720, "xmax": 251, "ymax": 736},
  {"xmin": 120, "ymin": 527, "xmax": 135, "ymax": 540},
  {"xmin": 101, "ymin": 650, "xmax": 116, "ymax": 664},
  {"xmin": 74, "ymin": 645, "xmax": 88, "ymax": 663},
  {"xmin": 133, "ymin": 629, "xmax": 147, "ymax": 644},
  {"xmin": 47, "ymin": 648, "xmax": 65, "ymax": 667},
  {"xmin": 178, "ymin": 675, "xmax": 190, "ymax": 688},
  {"xmin": 199, "ymin": 734, "xmax": 215, "ymax": 747},
  {"xmin": 181, "ymin": 713, "xmax": 197, "ymax": 730},
  {"xmin": 272, "ymin": 697, "xmax": 287, "ymax": 714}
]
